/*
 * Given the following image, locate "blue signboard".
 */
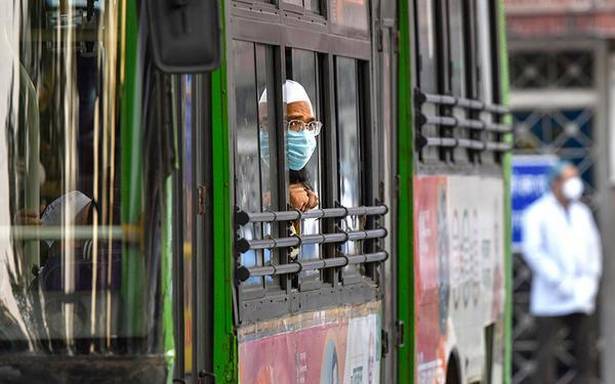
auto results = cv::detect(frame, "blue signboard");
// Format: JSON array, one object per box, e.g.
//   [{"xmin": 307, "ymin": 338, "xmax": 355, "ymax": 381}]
[{"xmin": 511, "ymin": 155, "xmax": 558, "ymax": 251}]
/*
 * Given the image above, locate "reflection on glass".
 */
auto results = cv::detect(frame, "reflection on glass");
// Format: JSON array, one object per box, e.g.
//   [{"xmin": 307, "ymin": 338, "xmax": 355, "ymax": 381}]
[
  {"xmin": 0, "ymin": 1, "xmax": 170, "ymax": 381},
  {"xmin": 285, "ymin": 0, "xmax": 304, "ymax": 6},
  {"xmin": 477, "ymin": 0, "xmax": 495, "ymax": 162},
  {"xmin": 331, "ymin": 0, "xmax": 369, "ymax": 32},
  {"xmin": 233, "ymin": 40, "xmax": 262, "ymax": 288},
  {"xmin": 448, "ymin": 1, "xmax": 467, "ymax": 162},
  {"xmin": 181, "ymin": 75, "xmax": 194, "ymax": 374},
  {"xmin": 335, "ymin": 57, "xmax": 362, "ymax": 269},
  {"xmin": 290, "ymin": 49, "xmax": 321, "ymax": 282},
  {"xmin": 416, "ymin": 0, "xmax": 439, "ymax": 160},
  {"xmin": 255, "ymin": 44, "xmax": 277, "ymax": 286},
  {"xmin": 283, "ymin": 0, "xmax": 320, "ymax": 13},
  {"xmin": 307, "ymin": 0, "xmax": 321, "ymax": 13},
  {"xmin": 417, "ymin": 0, "xmax": 437, "ymax": 93},
  {"xmin": 233, "ymin": 40, "xmax": 278, "ymax": 288},
  {"xmin": 477, "ymin": 0, "xmax": 494, "ymax": 104},
  {"xmin": 449, "ymin": 0, "xmax": 466, "ymax": 97}
]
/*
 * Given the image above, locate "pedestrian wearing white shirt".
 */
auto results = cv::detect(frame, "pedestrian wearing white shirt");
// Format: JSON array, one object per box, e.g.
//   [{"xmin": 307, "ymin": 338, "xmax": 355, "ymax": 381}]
[{"xmin": 522, "ymin": 161, "xmax": 602, "ymax": 384}]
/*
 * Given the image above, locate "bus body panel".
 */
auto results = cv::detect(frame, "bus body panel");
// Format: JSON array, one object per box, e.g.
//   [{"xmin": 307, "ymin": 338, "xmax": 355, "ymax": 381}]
[
  {"xmin": 238, "ymin": 301, "xmax": 382, "ymax": 384},
  {"xmin": 414, "ymin": 175, "xmax": 505, "ymax": 383}
]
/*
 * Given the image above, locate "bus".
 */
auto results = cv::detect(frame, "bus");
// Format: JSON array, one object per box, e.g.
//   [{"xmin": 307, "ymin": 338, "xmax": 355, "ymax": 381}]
[{"xmin": 0, "ymin": 0, "xmax": 511, "ymax": 383}]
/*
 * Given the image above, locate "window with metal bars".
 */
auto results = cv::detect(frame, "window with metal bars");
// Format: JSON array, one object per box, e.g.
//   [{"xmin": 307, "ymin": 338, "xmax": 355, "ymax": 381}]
[
  {"xmin": 231, "ymin": 44, "xmax": 387, "ymax": 323},
  {"xmin": 413, "ymin": 0, "xmax": 511, "ymax": 168}
]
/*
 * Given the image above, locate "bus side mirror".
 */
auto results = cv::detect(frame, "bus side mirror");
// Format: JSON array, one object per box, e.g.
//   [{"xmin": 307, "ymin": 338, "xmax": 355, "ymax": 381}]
[{"xmin": 148, "ymin": 0, "xmax": 221, "ymax": 73}]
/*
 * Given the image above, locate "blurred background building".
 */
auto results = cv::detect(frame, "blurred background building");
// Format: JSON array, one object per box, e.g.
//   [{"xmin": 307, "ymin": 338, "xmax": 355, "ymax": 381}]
[{"xmin": 505, "ymin": 0, "xmax": 615, "ymax": 383}]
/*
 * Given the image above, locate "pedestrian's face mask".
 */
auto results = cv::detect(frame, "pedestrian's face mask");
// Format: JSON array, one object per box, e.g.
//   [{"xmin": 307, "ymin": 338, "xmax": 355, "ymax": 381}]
[{"xmin": 562, "ymin": 176, "xmax": 584, "ymax": 201}]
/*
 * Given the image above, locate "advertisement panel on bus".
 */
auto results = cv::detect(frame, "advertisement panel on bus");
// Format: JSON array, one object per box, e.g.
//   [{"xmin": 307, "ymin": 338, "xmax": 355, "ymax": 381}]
[
  {"xmin": 414, "ymin": 176, "xmax": 505, "ymax": 383},
  {"xmin": 238, "ymin": 301, "xmax": 381, "ymax": 384}
]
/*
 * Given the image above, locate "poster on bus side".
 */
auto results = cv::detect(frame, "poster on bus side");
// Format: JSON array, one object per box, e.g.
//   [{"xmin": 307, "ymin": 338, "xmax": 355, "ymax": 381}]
[
  {"xmin": 238, "ymin": 301, "xmax": 381, "ymax": 384},
  {"xmin": 414, "ymin": 175, "xmax": 505, "ymax": 384}
]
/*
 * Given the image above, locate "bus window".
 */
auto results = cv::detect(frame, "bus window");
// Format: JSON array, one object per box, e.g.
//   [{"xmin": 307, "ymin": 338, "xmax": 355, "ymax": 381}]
[
  {"xmin": 179, "ymin": 75, "xmax": 194, "ymax": 376},
  {"xmin": 284, "ymin": 0, "xmax": 321, "ymax": 14},
  {"xmin": 330, "ymin": 0, "xmax": 369, "ymax": 35},
  {"xmin": 230, "ymin": 7, "xmax": 387, "ymax": 328},
  {"xmin": 1, "ymin": 0, "xmax": 171, "ymax": 376},
  {"xmin": 477, "ymin": 0, "xmax": 499, "ymax": 165},
  {"xmin": 448, "ymin": 0, "xmax": 466, "ymax": 98},
  {"xmin": 307, "ymin": 0, "xmax": 321, "ymax": 13},
  {"xmin": 414, "ymin": 0, "xmax": 440, "ymax": 162},
  {"xmin": 287, "ymin": 48, "xmax": 323, "ymax": 286},
  {"xmin": 232, "ymin": 40, "xmax": 278, "ymax": 291},
  {"xmin": 415, "ymin": 0, "xmax": 438, "ymax": 94},
  {"xmin": 447, "ymin": 0, "xmax": 469, "ymax": 164},
  {"xmin": 335, "ymin": 57, "xmax": 363, "ymax": 282},
  {"xmin": 477, "ymin": 0, "xmax": 494, "ymax": 105}
]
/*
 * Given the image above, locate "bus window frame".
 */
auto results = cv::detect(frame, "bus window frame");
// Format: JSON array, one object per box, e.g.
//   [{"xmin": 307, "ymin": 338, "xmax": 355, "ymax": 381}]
[
  {"xmin": 285, "ymin": 47, "xmax": 326, "ymax": 292},
  {"xmin": 488, "ymin": 0, "xmax": 503, "ymax": 164},
  {"xmin": 172, "ymin": 73, "xmax": 216, "ymax": 381},
  {"xmin": 446, "ymin": 0, "xmax": 474, "ymax": 165},
  {"xmin": 228, "ymin": 0, "xmax": 384, "ymax": 324},
  {"xmin": 413, "ymin": 0, "xmax": 448, "ymax": 163},
  {"xmin": 463, "ymin": 0, "xmax": 481, "ymax": 164}
]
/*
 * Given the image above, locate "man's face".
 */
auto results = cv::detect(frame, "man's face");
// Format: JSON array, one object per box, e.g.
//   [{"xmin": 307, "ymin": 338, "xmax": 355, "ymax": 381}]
[
  {"xmin": 286, "ymin": 101, "xmax": 315, "ymax": 131},
  {"xmin": 257, "ymin": 101, "xmax": 314, "ymax": 128}
]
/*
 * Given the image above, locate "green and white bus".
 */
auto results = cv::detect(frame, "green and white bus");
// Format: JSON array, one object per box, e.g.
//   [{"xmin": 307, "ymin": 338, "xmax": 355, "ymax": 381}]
[{"xmin": 0, "ymin": 0, "xmax": 511, "ymax": 383}]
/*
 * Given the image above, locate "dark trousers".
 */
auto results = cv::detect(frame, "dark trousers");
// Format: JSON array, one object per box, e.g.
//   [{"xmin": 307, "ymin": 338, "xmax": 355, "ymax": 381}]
[{"xmin": 534, "ymin": 313, "xmax": 596, "ymax": 384}]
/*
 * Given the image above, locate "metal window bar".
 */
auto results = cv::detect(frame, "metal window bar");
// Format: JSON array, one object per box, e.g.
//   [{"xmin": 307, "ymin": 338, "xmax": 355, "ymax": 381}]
[
  {"xmin": 235, "ymin": 205, "xmax": 388, "ymax": 226},
  {"xmin": 414, "ymin": 88, "xmax": 510, "ymax": 115},
  {"xmin": 236, "ymin": 228, "xmax": 387, "ymax": 253},
  {"xmin": 485, "ymin": 141, "xmax": 512, "ymax": 152},
  {"xmin": 418, "ymin": 114, "xmax": 457, "ymax": 128},
  {"xmin": 414, "ymin": 88, "xmax": 513, "ymax": 156},
  {"xmin": 242, "ymin": 251, "xmax": 388, "ymax": 279},
  {"xmin": 414, "ymin": 136, "xmax": 457, "ymax": 149},
  {"xmin": 235, "ymin": 204, "xmax": 388, "ymax": 281},
  {"xmin": 483, "ymin": 122, "xmax": 512, "ymax": 133},
  {"xmin": 457, "ymin": 138, "xmax": 485, "ymax": 150},
  {"xmin": 419, "ymin": 113, "xmax": 485, "ymax": 131},
  {"xmin": 416, "ymin": 134, "xmax": 507, "ymax": 152}
]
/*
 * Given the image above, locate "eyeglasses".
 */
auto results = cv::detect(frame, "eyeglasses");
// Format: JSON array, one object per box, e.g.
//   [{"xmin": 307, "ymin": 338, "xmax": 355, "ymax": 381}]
[{"xmin": 286, "ymin": 119, "xmax": 323, "ymax": 136}]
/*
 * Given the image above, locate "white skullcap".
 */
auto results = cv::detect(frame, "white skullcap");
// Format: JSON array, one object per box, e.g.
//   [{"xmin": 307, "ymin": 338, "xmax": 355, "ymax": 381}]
[{"xmin": 258, "ymin": 80, "xmax": 314, "ymax": 115}]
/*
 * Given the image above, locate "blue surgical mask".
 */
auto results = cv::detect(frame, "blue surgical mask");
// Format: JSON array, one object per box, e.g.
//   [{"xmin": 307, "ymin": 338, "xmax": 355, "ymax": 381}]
[{"xmin": 287, "ymin": 130, "xmax": 317, "ymax": 170}]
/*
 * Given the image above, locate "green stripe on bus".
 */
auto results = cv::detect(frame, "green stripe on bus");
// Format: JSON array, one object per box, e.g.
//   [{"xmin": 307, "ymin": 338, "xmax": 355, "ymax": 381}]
[
  {"xmin": 498, "ymin": 0, "xmax": 513, "ymax": 382},
  {"xmin": 120, "ymin": 0, "xmax": 145, "ymax": 339},
  {"xmin": 211, "ymin": 0, "xmax": 237, "ymax": 379},
  {"xmin": 397, "ymin": 0, "xmax": 416, "ymax": 382}
]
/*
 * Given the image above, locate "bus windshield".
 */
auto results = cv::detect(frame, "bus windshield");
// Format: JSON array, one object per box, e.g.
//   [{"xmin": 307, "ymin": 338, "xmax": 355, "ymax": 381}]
[{"xmin": 0, "ymin": 0, "xmax": 170, "ymax": 374}]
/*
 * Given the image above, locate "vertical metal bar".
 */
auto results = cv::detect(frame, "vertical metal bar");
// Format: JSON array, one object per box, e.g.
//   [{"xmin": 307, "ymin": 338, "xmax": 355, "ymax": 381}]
[
  {"xmin": 172, "ymin": 74, "xmax": 185, "ymax": 380},
  {"xmin": 464, "ymin": 0, "xmax": 481, "ymax": 164},
  {"xmin": 274, "ymin": 44, "xmax": 291, "ymax": 293},
  {"xmin": 377, "ymin": 0, "xmax": 398, "ymax": 380},
  {"xmin": 21, "ymin": 65, "xmax": 40, "ymax": 283},
  {"xmin": 360, "ymin": 58, "xmax": 377, "ymax": 280},
  {"xmin": 489, "ymin": 0, "xmax": 502, "ymax": 165},
  {"xmin": 322, "ymin": 53, "xmax": 339, "ymax": 286},
  {"xmin": 594, "ymin": 39, "xmax": 612, "ymax": 384},
  {"xmin": 253, "ymin": 43, "xmax": 266, "ymax": 286},
  {"xmin": 194, "ymin": 72, "xmax": 215, "ymax": 379}
]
